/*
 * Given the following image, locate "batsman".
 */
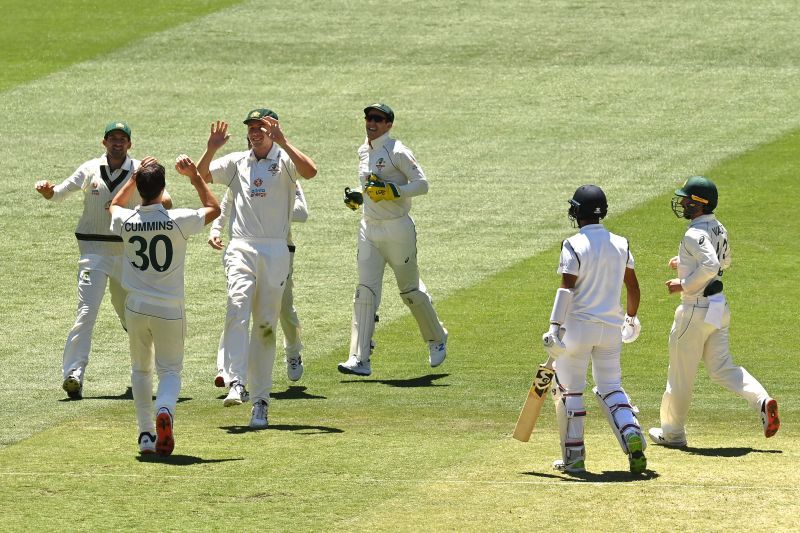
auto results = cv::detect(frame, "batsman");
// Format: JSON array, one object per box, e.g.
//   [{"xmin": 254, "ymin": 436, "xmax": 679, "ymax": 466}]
[
  {"xmin": 542, "ymin": 185, "xmax": 646, "ymax": 474},
  {"xmin": 339, "ymin": 103, "xmax": 447, "ymax": 376}
]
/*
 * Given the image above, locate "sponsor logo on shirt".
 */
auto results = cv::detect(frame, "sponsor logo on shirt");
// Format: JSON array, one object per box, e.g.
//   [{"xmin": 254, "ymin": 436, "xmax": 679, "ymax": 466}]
[{"xmin": 251, "ymin": 176, "xmax": 266, "ymax": 198}]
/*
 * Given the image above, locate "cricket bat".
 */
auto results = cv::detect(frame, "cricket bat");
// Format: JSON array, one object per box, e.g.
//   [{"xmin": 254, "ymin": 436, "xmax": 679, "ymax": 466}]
[{"xmin": 512, "ymin": 357, "xmax": 555, "ymax": 442}]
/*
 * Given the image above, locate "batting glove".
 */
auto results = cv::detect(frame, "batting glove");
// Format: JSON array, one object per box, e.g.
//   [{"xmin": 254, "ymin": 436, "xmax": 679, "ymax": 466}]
[
  {"xmin": 343, "ymin": 187, "xmax": 364, "ymax": 210},
  {"xmin": 365, "ymin": 178, "xmax": 400, "ymax": 202},
  {"xmin": 621, "ymin": 314, "xmax": 641, "ymax": 344},
  {"xmin": 542, "ymin": 323, "xmax": 566, "ymax": 358}
]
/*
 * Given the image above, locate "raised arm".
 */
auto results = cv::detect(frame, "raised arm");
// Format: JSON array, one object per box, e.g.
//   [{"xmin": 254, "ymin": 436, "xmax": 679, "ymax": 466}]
[
  {"xmin": 175, "ymin": 155, "xmax": 220, "ymax": 224},
  {"xmin": 261, "ymin": 117, "xmax": 317, "ymax": 179},
  {"xmin": 197, "ymin": 120, "xmax": 230, "ymax": 183}
]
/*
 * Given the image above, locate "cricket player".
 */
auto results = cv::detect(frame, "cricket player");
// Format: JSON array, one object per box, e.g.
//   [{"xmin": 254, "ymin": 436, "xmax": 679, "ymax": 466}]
[
  {"xmin": 210, "ymin": 183, "xmax": 308, "ymax": 386},
  {"xmin": 109, "ymin": 156, "xmax": 219, "ymax": 455},
  {"xmin": 35, "ymin": 121, "xmax": 171, "ymax": 399},
  {"xmin": 542, "ymin": 184, "xmax": 646, "ymax": 474},
  {"xmin": 339, "ymin": 103, "xmax": 447, "ymax": 376},
  {"xmin": 649, "ymin": 176, "xmax": 779, "ymax": 447},
  {"xmin": 197, "ymin": 109, "xmax": 317, "ymax": 429}
]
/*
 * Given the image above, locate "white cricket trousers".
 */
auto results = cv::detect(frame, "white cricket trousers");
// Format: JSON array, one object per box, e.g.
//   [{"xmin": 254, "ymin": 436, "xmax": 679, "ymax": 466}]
[
  {"xmin": 222, "ymin": 238, "xmax": 290, "ymax": 403},
  {"xmin": 216, "ymin": 250, "xmax": 301, "ymax": 378},
  {"xmin": 659, "ymin": 300, "xmax": 770, "ymax": 441},
  {"xmin": 62, "ymin": 254, "xmax": 127, "ymax": 381},
  {"xmin": 125, "ymin": 295, "xmax": 185, "ymax": 435},
  {"xmin": 554, "ymin": 318, "xmax": 625, "ymax": 395},
  {"xmin": 357, "ymin": 215, "xmax": 427, "ymax": 307}
]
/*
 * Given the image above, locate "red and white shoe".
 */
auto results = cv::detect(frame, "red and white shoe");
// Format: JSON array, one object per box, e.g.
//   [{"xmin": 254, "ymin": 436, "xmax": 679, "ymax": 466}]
[
  {"xmin": 155, "ymin": 408, "xmax": 174, "ymax": 456},
  {"xmin": 761, "ymin": 398, "xmax": 780, "ymax": 438}
]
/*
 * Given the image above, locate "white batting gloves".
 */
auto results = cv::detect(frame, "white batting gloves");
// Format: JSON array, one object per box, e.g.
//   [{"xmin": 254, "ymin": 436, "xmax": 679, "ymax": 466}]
[
  {"xmin": 621, "ymin": 314, "xmax": 641, "ymax": 344},
  {"xmin": 542, "ymin": 323, "xmax": 567, "ymax": 358}
]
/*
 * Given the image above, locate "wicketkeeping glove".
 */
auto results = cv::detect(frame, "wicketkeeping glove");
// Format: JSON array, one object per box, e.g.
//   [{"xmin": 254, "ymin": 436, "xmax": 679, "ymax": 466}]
[
  {"xmin": 343, "ymin": 187, "xmax": 364, "ymax": 210},
  {"xmin": 621, "ymin": 314, "xmax": 641, "ymax": 344},
  {"xmin": 541, "ymin": 323, "xmax": 567, "ymax": 358},
  {"xmin": 365, "ymin": 177, "xmax": 400, "ymax": 202}
]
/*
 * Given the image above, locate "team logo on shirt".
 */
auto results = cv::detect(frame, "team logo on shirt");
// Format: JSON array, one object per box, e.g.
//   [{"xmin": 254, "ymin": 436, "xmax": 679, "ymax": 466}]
[
  {"xmin": 91, "ymin": 181, "xmax": 100, "ymax": 195},
  {"xmin": 268, "ymin": 163, "xmax": 279, "ymax": 175},
  {"xmin": 375, "ymin": 158, "xmax": 386, "ymax": 171}
]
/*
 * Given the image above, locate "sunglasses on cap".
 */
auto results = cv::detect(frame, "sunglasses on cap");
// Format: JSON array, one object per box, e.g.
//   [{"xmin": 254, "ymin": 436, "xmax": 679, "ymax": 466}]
[{"xmin": 365, "ymin": 114, "xmax": 388, "ymax": 123}]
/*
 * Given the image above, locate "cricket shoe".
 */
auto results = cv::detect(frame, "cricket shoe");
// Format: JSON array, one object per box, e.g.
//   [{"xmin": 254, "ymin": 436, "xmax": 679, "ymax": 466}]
[
  {"xmin": 648, "ymin": 427, "xmax": 687, "ymax": 448},
  {"xmin": 138, "ymin": 432, "xmax": 156, "ymax": 455},
  {"xmin": 155, "ymin": 408, "xmax": 174, "ymax": 456},
  {"xmin": 625, "ymin": 432, "xmax": 647, "ymax": 474},
  {"xmin": 337, "ymin": 355, "xmax": 371, "ymax": 376},
  {"xmin": 62, "ymin": 373, "xmax": 83, "ymax": 400},
  {"xmin": 224, "ymin": 381, "xmax": 250, "ymax": 406},
  {"xmin": 429, "ymin": 329, "xmax": 448, "ymax": 368},
  {"xmin": 761, "ymin": 398, "xmax": 780, "ymax": 438},
  {"xmin": 250, "ymin": 399, "xmax": 269, "ymax": 429},
  {"xmin": 287, "ymin": 356, "xmax": 304, "ymax": 382},
  {"xmin": 553, "ymin": 459, "xmax": 586, "ymax": 473},
  {"xmin": 214, "ymin": 370, "xmax": 226, "ymax": 388}
]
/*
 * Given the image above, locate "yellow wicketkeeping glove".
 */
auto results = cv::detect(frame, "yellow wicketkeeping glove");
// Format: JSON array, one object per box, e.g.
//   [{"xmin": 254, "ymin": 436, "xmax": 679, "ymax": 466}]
[
  {"xmin": 343, "ymin": 187, "xmax": 364, "ymax": 210},
  {"xmin": 365, "ymin": 176, "xmax": 400, "ymax": 202}
]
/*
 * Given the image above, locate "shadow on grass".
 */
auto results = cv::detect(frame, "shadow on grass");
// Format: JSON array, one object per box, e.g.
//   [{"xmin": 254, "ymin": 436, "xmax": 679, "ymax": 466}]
[
  {"xmin": 339, "ymin": 373, "xmax": 449, "ymax": 387},
  {"xmin": 221, "ymin": 424, "xmax": 344, "ymax": 435},
  {"xmin": 136, "ymin": 454, "xmax": 244, "ymax": 466},
  {"xmin": 680, "ymin": 446, "xmax": 782, "ymax": 457},
  {"xmin": 270, "ymin": 386, "xmax": 326, "ymax": 400},
  {"xmin": 59, "ymin": 387, "xmax": 191, "ymax": 403},
  {"xmin": 523, "ymin": 469, "xmax": 660, "ymax": 482}
]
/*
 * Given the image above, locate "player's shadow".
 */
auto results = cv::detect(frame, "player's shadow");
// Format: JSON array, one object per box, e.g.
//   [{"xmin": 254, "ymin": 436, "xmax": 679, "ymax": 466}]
[
  {"xmin": 340, "ymin": 373, "xmax": 449, "ymax": 387},
  {"xmin": 136, "ymin": 454, "xmax": 244, "ymax": 466},
  {"xmin": 221, "ymin": 424, "xmax": 344, "ymax": 435},
  {"xmin": 270, "ymin": 386, "xmax": 326, "ymax": 400},
  {"xmin": 65, "ymin": 387, "xmax": 191, "ymax": 403},
  {"xmin": 680, "ymin": 446, "xmax": 782, "ymax": 458},
  {"xmin": 215, "ymin": 386, "xmax": 326, "ymax": 401},
  {"xmin": 523, "ymin": 470, "xmax": 660, "ymax": 482}
]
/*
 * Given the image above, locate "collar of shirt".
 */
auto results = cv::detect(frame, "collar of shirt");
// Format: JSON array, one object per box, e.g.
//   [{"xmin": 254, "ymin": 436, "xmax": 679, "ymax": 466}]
[
  {"xmin": 367, "ymin": 132, "xmax": 391, "ymax": 151},
  {"xmin": 689, "ymin": 213, "xmax": 717, "ymax": 227},
  {"xmin": 579, "ymin": 223, "xmax": 605, "ymax": 234},
  {"xmin": 249, "ymin": 144, "xmax": 282, "ymax": 163},
  {"xmin": 101, "ymin": 154, "xmax": 133, "ymax": 171},
  {"xmin": 137, "ymin": 204, "xmax": 166, "ymax": 213}
]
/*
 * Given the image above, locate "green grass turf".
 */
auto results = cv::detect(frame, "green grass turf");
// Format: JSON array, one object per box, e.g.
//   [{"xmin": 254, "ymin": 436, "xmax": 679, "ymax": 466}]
[
  {"xmin": 1, "ymin": 0, "xmax": 799, "ymax": 530},
  {"xmin": 0, "ymin": 0, "xmax": 244, "ymax": 92}
]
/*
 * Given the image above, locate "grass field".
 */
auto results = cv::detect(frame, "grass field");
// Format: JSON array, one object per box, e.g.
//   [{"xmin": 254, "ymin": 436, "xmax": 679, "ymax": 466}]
[{"xmin": 1, "ymin": 1, "xmax": 799, "ymax": 531}]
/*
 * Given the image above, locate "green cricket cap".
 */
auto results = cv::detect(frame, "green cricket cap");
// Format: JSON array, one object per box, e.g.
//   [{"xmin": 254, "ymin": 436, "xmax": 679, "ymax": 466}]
[
  {"xmin": 243, "ymin": 108, "xmax": 279, "ymax": 124},
  {"xmin": 104, "ymin": 121, "xmax": 131, "ymax": 139},
  {"xmin": 363, "ymin": 103, "xmax": 394, "ymax": 122}
]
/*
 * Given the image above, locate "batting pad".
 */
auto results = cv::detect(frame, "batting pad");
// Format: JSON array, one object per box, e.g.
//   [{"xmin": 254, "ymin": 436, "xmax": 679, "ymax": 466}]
[
  {"xmin": 401, "ymin": 288, "xmax": 446, "ymax": 343},
  {"xmin": 349, "ymin": 285, "xmax": 377, "ymax": 361},
  {"xmin": 593, "ymin": 387, "xmax": 645, "ymax": 454}
]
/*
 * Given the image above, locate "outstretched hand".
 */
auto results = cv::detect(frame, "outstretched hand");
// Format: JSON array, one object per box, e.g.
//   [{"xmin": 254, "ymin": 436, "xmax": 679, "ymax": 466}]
[
  {"xmin": 208, "ymin": 120, "xmax": 230, "ymax": 150},
  {"xmin": 259, "ymin": 116, "xmax": 286, "ymax": 145},
  {"xmin": 175, "ymin": 154, "xmax": 200, "ymax": 178},
  {"xmin": 35, "ymin": 180, "xmax": 56, "ymax": 199}
]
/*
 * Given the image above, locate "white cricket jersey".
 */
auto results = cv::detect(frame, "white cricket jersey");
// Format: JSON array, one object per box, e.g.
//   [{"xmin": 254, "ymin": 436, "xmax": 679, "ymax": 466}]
[
  {"xmin": 677, "ymin": 214, "xmax": 730, "ymax": 300},
  {"xmin": 210, "ymin": 183, "xmax": 307, "ymax": 247},
  {"xmin": 209, "ymin": 146, "xmax": 297, "ymax": 240},
  {"xmin": 359, "ymin": 133, "xmax": 428, "ymax": 220},
  {"xmin": 558, "ymin": 224, "xmax": 633, "ymax": 327},
  {"xmin": 50, "ymin": 155, "xmax": 141, "ymax": 255},
  {"xmin": 111, "ymin": 205, "xmax": 206, "ymax": 303}
]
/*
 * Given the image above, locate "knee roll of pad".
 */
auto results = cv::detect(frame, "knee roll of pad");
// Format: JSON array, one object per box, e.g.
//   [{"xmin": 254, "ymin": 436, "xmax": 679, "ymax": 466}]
[{"xmin": 593, "ymin": 387, "xmax": 645, "ymax": 454}]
